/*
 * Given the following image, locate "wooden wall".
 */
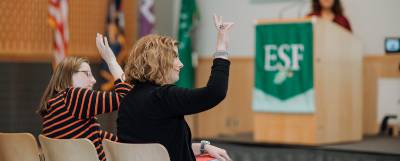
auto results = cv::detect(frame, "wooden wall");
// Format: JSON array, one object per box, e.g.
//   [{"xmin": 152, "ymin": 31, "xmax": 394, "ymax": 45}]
[
  {"xmin": 0, "ymin": 0, "xmax": 52, "ymax": 61},
  {"xmin": 0, "ymin": 0, "xmax": 137, "ymax": 62},
  {"xmin": 363, "ymin": 54, "xmax": 400, "ymax": 135},
  {"xmin": 189, "ymin": 56, "xmax": 255, "ymax": 139}
]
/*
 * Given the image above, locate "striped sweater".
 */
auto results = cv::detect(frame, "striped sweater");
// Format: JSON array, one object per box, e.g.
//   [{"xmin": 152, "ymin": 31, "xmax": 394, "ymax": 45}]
[{"xmin": 41, "ymin": 80, "xmax": 132, "ymax": 161}]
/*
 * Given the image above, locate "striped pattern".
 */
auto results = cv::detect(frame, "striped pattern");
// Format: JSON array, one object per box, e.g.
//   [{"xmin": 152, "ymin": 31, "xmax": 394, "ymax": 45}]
[
  {"xmin": 41, "ymin": 80, "xmax": 132, "ymax": 161},
  {"xmin": 48, "ymin": 0, "xmax": 69, "ymax": 63}
]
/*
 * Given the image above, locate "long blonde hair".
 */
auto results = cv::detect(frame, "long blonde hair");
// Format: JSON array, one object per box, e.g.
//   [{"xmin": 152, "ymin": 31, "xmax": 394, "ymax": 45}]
[
  {"xmin": 124, "ymin": 34, "xmax": 178, "ymax": 85},
  {"xmin": 37, "ymin": 57, "xmax": 89, "ymax": 117}
]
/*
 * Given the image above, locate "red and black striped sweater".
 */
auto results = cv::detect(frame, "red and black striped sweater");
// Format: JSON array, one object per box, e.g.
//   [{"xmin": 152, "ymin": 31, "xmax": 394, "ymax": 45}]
[{"xmin": 41, "ymin": 80, "xmax": 132, "ymax": 161}]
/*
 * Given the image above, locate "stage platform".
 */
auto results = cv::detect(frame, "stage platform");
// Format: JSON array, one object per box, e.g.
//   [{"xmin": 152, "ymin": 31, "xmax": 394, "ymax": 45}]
[{"xmin": 196, "ymin": 135, "xmax": 400, "ymax": 161}]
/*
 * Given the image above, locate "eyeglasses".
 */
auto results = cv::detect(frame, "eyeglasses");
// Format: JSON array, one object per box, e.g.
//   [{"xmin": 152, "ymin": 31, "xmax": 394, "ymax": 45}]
[{"xmin": 76, "ymin": 71, "xmax": 93, "ymax": 77}]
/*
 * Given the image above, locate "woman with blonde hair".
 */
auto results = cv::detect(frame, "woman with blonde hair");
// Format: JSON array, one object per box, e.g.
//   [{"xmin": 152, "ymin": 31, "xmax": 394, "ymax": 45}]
[
  {"xmin": 117, "ymin": 15, "xmax": 233, "ymax": 161},
  {"xmin": 37, "ymin": 34, "xmax": 132, "ymax": 161}
]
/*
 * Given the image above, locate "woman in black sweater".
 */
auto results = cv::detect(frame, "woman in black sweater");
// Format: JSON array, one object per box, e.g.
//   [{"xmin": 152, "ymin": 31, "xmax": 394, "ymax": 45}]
[{"xmin": 117, "ymin": 15, "xmax": 233, "ymax": 161}]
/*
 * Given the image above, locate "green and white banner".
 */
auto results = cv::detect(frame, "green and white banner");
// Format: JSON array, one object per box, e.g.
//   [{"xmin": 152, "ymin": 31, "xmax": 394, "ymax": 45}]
[{"xmin": 253, "ymin": 22, "xmax": 314, "ymax": 113}]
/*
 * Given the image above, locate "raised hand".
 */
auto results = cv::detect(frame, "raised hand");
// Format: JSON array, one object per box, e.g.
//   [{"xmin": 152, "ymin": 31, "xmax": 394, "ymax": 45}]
[
  {"xmin": 96, "ymin": 33, "xmax": 117, "ymax": 64},
  {"xmin": 213, "ymin": 14, "xmax": 234, "ymax": 52},
  {"xmin": 213, "ymin": 14, "xmax": 234, "ymax": 34},
  {"xmin": 95, "ymin": 33, "xmax": 124, "ymax": 80}
]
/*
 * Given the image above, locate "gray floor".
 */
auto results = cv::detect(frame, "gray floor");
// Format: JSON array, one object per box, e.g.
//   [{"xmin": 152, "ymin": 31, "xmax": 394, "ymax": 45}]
[
  {"xmin": 323, "ymin": 136, "xmax": 400, "ymax": 155},
  {"xmin": 196, "ymin": 135, "xmax": 400, "ymax": 161},
  {"xmin": 212, "ymin": 142, "xmax": 400, "ymax": 161}
]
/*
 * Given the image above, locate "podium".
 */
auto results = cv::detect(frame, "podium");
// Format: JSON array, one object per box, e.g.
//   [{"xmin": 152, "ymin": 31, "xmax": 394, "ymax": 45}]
[
  {"xmin": 190, "ymin": 18, "xmax": 363, "ymax": 145},
  {"xmin": 253, "ymin": 18, "xmax": 363, "ymax": 145}
]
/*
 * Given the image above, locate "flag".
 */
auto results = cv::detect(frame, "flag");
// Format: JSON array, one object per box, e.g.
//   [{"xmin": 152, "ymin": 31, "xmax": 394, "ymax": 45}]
[
  {"xmin": 253, "ymin": 22, "xmax": 315, "ymax": 113},
  {"xmin": 139, "ymin": 0, "xmax": 155, "ymax": 37},
  {"xmin": 176, "ymin": 0, "xmax": 199, "ymax": 88},
  {"xmin": 100, "ymin": 0, "xmax": 126, "ymax": 91},
  {"xmin": 48, "ymin": 0, "xmax": 69, "ymax": 65}
]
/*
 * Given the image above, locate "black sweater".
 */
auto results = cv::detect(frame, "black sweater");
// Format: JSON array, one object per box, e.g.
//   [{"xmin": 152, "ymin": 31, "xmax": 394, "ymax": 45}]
[{"xmin": 117, "ymin": 58, "xmax": 230, "ymax": 161}]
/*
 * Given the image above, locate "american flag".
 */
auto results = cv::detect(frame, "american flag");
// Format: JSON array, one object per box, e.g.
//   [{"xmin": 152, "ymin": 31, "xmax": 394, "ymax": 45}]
[{"xmin": 48, "ymin": 0, "xmax": 69, "ymax": 64}]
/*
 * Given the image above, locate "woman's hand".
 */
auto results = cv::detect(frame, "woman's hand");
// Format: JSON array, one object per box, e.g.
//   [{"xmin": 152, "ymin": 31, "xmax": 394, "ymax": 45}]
[
  {"xmin": 213, "ymin": 14, "xmax": 234, "ymax": 52},
  {"xmin": 205, "ymin": 144, "xmax": 232, "ymax": 161},
  {"xmin": 96, "ymin": 33, "xmax": 124, "ymax": 80},
  {"xmin": 96, "ymin": 33, "xmax": 117, "ymax": 65}
]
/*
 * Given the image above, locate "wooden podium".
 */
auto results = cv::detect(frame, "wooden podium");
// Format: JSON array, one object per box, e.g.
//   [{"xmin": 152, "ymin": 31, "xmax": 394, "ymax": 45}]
[
  {"xmin": 189, "ymin": 18, "xmax": 363, "ymax": 145},
  {"xmin": 253, "ymin": 18, "xmax": 363, "ymax": 145}
]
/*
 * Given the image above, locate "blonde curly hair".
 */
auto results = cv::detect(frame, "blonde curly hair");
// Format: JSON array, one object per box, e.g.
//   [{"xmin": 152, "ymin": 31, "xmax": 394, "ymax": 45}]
[{"xmin": 124, "ymin": 34, "xmax": 179, "ymax": 85}]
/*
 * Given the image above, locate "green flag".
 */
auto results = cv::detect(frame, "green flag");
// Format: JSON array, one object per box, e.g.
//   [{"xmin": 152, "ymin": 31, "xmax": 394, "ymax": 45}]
[
  {"xmin": 253, "ymin": 22, "xmax": 315, "ymax": 113},
  {"xmin": 176, "ymin": 0, "xmax": 199, "ymax": 88}
]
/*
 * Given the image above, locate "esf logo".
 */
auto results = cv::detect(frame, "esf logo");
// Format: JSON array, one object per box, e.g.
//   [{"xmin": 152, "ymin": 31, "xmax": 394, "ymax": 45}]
[{"xmin": 264, "ymin": 44, "xmax": 304, "ymax": 71}]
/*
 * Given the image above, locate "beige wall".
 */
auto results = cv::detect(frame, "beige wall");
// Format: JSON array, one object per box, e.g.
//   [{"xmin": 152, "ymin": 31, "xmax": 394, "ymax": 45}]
[{"xmin": 155, "ymin": 0, "xmax": 400, "ymax": 56}]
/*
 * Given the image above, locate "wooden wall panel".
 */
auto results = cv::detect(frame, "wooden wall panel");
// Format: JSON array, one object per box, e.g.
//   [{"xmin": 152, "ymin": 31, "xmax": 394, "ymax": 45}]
[
  {"xmin": 0, "ymin": 0, "xmax": 137, "ymax": 62},
  {"xmin": 0, "ymin": 0, "xmax": 52, "ymax": 58},
  {"xmin": 67, "ymin": 0, "xmax": 108, "ymax": 60},
  {"xmin": 362, "ymin": 54, "xmax": 400, "ymax": 135},
  {"xmin": 193, "ymin": 57, "xmax": 254, "ymax": 139}
]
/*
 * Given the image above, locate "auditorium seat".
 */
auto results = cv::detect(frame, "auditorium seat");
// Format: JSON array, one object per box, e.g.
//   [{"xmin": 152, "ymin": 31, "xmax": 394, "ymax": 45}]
[
  {"xmin": 38, "ymin": 134, "xmax": 99, "ymax": 161},
  {"xmin": 0, "ymin": 133, "xmax": 43, "ymax": 161},
  {"xmin": 103, "ymin": 139, "xmax": 170, "ymax": 161}
]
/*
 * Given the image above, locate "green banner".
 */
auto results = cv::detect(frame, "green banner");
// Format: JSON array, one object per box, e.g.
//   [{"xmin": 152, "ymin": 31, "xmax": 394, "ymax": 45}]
[
  {"xmin": 175, "ymin": 0, "xmax": 199, "ymax": 88},
  {"xmin": 253, "ymin": 22, "xmax": 314, "ymax": 113}
]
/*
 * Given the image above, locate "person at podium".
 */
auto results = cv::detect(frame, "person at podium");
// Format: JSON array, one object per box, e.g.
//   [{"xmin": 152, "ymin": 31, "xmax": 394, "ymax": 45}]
[{"xmin": 307, "ymin": 0, "xmax": 352, "ymax": 32}]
